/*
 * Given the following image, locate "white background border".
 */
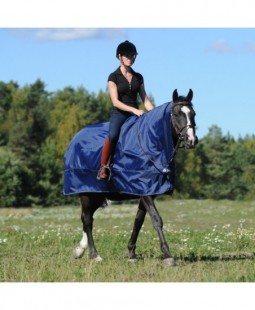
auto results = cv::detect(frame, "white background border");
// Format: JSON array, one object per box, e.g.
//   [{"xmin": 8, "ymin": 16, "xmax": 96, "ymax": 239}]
[
  {"xmin": 1, "ymin": 1, "xmax": 254, "ymax": 309},
  {"xmin": 1, "ymin": 0, "xmax": 255, "ymax": 27}
]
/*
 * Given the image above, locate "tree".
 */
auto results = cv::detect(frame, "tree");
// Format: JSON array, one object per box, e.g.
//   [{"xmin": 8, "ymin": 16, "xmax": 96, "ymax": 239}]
[
  {"xmin": 7, "ymin": 79, "xmax": 49, "ymax": 157},
  {"xmin": 237, "ymin": 136, "xmax": 255, "ymax": 199},
  {"xmin": 0, "ymin": 81, "xmax": 18, "ymax": 146},
  {"xmin": 55, "ymin": 104, "xmax": 87, "ymax": 157},
  {"xmin": 78, "ymin": 88, "xmax": 112, "ymax": 124},
  {"xmin": 199, "ymin": 125, "xmax": 248, "ymax": 200},
  {"xmin": 6, "ymin": 80, "xmax": 51, "ymax": 205},
  {"xmin": 174, "ymin": 147, "xmax": 204, "ymax": 198},
  {"xmin": 0, "ymin": 147, "xmax": 23, "ymax": 207}
]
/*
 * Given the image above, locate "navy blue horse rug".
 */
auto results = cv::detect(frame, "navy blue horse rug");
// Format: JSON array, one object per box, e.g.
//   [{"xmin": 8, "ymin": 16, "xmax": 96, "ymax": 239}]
[{"xmin": 63, "ymin": 102, "xmax": 175, "ymax": 197}]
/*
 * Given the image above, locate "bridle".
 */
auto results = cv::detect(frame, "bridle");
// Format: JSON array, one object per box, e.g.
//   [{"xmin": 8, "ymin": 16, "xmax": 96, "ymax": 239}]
[{"xmin": 169, "ymin": 101, "xmax": 196, "ymax": 163}]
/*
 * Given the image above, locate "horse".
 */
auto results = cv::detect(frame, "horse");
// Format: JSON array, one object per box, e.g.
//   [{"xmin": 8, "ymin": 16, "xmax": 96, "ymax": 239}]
[{"xmin": 65, "ymin": 89, "xmax": 198, "ymax": 266}]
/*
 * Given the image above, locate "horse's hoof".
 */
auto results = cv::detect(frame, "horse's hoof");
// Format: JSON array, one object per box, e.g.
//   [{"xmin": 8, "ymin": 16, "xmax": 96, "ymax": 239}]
[
  {"xmin": 163, "ymin": 257, "xmax": 176, "ymax": 267},
  {"xmin": 94, "ymin": 255, "xmax": 103, "ymax": 262},
  {"xmin": 128, "ymin": 258, "xmax": 138, "ymax": 263},
  {"xmin": 73, "ymin": 246, "xmax": 85, "ymax": 259}
]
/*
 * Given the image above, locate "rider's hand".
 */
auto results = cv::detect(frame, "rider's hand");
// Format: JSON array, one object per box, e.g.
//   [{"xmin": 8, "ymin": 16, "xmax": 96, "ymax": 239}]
[{"xmin": 133, "ymin": 109, "xmax": 144, "ymax": 117}]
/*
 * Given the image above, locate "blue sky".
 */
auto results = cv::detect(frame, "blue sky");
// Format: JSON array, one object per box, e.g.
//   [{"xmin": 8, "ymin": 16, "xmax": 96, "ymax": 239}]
[
  {"xmin": 1, "ymin": 0, "xmax": 255, "ymax": 141},
  {"xmin": 1, "ymin": 27, "xmax": 254, "ymax": 139}
]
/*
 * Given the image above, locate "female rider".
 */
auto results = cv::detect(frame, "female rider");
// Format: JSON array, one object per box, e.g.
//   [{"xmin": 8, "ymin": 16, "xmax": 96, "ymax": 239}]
[{"xmin": 98, "ymin": 40, "xmax": 154, "ymax": 180}]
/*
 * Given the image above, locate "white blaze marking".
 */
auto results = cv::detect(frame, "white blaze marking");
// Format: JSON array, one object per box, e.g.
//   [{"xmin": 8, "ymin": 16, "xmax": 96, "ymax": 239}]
[
  {"xmin": 181, "ymin": 106, "xmax": 191, "ymax": 126},
  {"xmin": 181, "ymin": 106, "xmax": 196, "ymax": 144},
  {"xmin": 80, "ymin": 231, "xmax": 88, "ymax": 249}
]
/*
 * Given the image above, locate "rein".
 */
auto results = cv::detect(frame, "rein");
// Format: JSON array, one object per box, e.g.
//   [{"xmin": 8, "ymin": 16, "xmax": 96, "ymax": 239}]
[{"xmin": 168, "ymin": 135, "xmax": 182, "ymax": 164}]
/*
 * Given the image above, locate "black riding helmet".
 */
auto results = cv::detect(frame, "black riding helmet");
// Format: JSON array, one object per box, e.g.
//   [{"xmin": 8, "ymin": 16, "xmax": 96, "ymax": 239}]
[{"xmin": 116, "ymin": 40, "xmax": 138, "ymax": 59}]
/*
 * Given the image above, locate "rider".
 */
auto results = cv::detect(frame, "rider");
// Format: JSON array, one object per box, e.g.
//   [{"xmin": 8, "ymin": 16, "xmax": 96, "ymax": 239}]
[{"xmin": 97, "ymin": 40, "xmax": 154, "ymax": 180}]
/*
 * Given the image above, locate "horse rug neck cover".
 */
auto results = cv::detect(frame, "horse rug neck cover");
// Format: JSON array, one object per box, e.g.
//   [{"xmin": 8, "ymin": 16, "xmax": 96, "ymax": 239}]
[{"xmin": 63, "ymin": 102, "xmax": 175, "ymax": 196}]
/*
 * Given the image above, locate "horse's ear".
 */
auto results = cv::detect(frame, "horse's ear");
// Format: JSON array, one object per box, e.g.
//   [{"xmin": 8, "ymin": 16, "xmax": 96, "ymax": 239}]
[
  {"xmin": 173, "ymin": 89, "xmax": 178, "ymax": 102},
  {"xmin": 187, "ymin": 89, "xmax": 193, "ymax": 102}
]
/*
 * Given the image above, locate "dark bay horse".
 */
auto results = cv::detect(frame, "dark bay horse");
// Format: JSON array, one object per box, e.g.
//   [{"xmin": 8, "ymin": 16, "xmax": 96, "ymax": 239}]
[{"xmin": 72, "ymin": 89, "xmax": 198, "ymax": 266}]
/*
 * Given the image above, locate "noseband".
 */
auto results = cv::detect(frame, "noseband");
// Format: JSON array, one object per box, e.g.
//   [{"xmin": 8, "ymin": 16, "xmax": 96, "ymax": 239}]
[{"xmin": 177, "ymin": 124, "xmax": 195, "ymax": 139}]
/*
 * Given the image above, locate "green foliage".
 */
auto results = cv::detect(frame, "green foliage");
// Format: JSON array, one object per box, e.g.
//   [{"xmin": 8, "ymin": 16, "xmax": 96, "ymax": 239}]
[
  {"xmin": 0, "ymin": 148, "xmax": 23, "ymax": 207},
  {"xmin": 198, "ymin": 126, "xmax": 250, "ymax": 200},
  {"xmin": 7, "ymin": 80, "xmax": 49, "ymax": 157},
  {"xmin": 174, "ymin": 148, "xmax": 204, "ymax": 198},
  {"xmin": 55, "ymin": 104, "xmax": 86, "ymax": 157},
  {"xmin": 0, "ymin": 79, "xmax": 254, "ymax": 206},
  {"xmin": 237, "ymin": 137, "xmax": 255, "ymax": 199},
  {"xmin": 174, "ymin": 125, "xmax": 254, "ymax": 200},
  {"xmin": 0, "ymin": 81, "xmax": 18, "ymax": 146}
]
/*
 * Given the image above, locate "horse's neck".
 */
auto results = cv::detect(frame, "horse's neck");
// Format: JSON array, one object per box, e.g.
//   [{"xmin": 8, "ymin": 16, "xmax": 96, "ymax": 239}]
[{"xmin": 136, "ymin": 102, "xmax": 173, "ymax": 152}]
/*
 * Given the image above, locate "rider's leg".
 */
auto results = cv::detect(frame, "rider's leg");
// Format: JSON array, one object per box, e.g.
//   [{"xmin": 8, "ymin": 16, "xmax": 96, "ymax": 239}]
[
  {"xmin": 97, "ymin": 137, "xmax": 114, "ymax": 180},
  {"xmin": 97, "ymin": 111, "xmax": 130, "ymax": 181}
]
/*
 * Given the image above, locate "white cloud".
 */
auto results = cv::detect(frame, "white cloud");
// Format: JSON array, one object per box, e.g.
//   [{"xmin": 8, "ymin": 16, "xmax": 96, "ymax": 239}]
[
  {"xmin": 243, "ymin": 42, "xmax": 255, "ymax": 53},
  {"xmin": 7, "ymin": 28, "xmax": 127, "ymax": 41},
  {"xmin": 207, "ymin": 39, "xmax": 255, "ymax": 54},
  {"xmin": 36, "ymin": 28, "xmax": 128, "ymax": 41},
  {"xmin": 207, "ymin": 39, "xmax": 232, "ymax": 53},
  {"xmin": 35, "ymin": 28, "xmax": 100, "ymax": 40}
]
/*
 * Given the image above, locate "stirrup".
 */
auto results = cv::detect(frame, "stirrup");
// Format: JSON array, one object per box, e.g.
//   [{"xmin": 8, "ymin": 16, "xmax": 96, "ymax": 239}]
[{"xmin": 97, "ymin": 165, "xmax": 111, "ymax": 181}]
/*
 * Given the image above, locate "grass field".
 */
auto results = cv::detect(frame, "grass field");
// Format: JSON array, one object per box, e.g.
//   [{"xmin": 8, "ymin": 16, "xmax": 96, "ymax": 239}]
[{"xmin": 0, "ymin": 199, "xmax": 255, "ymax": 282}]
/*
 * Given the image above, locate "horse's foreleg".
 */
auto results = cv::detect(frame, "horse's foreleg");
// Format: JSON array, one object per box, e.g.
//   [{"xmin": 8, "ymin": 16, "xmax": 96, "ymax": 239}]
[
  {"xmin": 74, "ymin": 196, "xmax": 102, "ymax": 261},
  {"xmin": 74, "ymin": 230, "xmax": 88, "ymax": 259},
  {"xmin": 140, "ymin": 196, "xmax": 176, "ymax": 266},
  {"xmin": 82, "ymin": 208, "xmax": 102, "ymax": 261},
  {"xmin": 128, "ymin": 200, "xmax": 147, "ymax": 260}
]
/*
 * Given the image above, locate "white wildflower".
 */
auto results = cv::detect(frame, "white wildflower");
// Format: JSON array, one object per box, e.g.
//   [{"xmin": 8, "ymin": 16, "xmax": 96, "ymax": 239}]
[{"xmin": 222, "ymin": 224, "xmax": 231, "ymax": 229}]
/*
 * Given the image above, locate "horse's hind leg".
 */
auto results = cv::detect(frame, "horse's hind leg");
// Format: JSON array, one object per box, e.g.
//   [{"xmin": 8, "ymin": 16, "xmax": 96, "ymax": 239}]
[
  {"xmin": 74, "ymin": 194, "xmax": 103, "ymax": 261},
  {"xmin": 141, "ymin": 196, "xmax": 176, "ymax": 266},
  {"xmin": 128, "ymin": 199, "xmax": 147, "ymax": 260}
]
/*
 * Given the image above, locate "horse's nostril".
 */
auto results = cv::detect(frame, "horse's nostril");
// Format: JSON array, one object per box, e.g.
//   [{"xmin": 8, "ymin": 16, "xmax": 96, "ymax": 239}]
[{"xmin": 185, "ymin": 135, "xmax": 198, "ymax": 148}]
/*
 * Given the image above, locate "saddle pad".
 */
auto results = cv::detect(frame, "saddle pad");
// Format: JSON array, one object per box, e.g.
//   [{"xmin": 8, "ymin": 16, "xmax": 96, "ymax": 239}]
[{"xmin": 63, "ymin": 102, "xmax": 175, "ymax": 196}]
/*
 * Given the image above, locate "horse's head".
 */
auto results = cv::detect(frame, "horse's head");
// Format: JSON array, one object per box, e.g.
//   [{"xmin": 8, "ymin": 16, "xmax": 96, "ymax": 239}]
[{"xmin": 171, "ymin": 89, "xmax": 198, "ymax": 149}]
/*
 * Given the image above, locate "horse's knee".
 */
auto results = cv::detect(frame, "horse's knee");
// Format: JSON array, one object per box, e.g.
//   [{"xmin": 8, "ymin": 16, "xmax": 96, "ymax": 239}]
[
  {"xmin": 135, "ymin": 209, "xmax": 146, "ymax": 227},
  {"xmin": 141, "ymin": 197, "xmax": 163, "ymax": 229},
  {"xmin": 81, "ymin": 212, "xmax": 93, "ymax": 229},
  {"xmin": 150, "ymin": 213, "xmax": 163, "ymax": 229}
]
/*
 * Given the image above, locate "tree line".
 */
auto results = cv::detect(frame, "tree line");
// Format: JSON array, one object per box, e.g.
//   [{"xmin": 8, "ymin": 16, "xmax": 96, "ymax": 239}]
[{"xmin": 0, "ymin": 79, "xmax": 254, "ymax": 207}]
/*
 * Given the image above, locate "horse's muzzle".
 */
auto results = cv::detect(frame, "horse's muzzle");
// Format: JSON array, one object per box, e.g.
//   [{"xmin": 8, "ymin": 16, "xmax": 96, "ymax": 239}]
[{"xmin": 185, "ymin": 135, "xmax": 198, "ymax": 148}]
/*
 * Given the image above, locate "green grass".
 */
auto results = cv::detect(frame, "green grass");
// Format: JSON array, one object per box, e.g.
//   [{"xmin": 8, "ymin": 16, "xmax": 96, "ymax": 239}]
[{"xmin": 0, "ymin": 199, "xmax": 255, "ymax": 282}]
